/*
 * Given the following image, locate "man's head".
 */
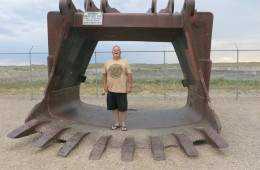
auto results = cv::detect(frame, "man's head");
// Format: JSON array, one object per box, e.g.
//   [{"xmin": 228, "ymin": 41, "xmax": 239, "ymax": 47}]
[{"xmin": 112, "ymin": 45, "xmax": 121, "ymax": 59}]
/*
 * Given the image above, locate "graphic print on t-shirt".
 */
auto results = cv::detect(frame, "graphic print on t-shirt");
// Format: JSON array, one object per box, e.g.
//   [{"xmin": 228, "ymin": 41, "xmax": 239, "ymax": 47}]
[{"xmin": 109, "ymin": 64, "xmax": 123, "ymax": 79}]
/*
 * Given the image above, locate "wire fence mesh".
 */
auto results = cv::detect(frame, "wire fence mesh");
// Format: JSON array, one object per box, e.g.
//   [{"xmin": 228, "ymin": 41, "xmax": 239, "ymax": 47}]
[{"xmin": 0, "ymin": 49, "xmax": 259, "ymax": 99}]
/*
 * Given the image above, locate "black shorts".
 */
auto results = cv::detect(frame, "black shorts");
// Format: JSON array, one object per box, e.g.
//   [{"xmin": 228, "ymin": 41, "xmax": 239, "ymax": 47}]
[{"xmin": 107, "ymin": 91, "xmax": 128, "ymax": 112}]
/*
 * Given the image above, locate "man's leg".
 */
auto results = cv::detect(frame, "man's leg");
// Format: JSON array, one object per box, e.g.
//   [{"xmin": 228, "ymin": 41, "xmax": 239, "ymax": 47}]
[
  {"xmin": 121, "ymin": 111, "xmax": 127, "ymax": 128},
  {"xmin": 118, "ymin": 93, "xmax": 128, "ymax": 130},
  {"xmin": 108, "ymin": 92, "xmax": 120, "ymax": 129},
  {"xmin": 112, "ymin": 109, "xmax": 120, "ymax": 126}
]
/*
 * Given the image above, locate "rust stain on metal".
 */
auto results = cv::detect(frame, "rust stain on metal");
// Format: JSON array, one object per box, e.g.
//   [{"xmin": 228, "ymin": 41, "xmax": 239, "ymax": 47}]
[
  {"xmin": 195, "ymin": 127, "xmax": 229, "ymax": 148},
  {"xmin": 150, "ymin": 136, "xmax": 166, "ymax": 161},
  {"xmin": 7, "ymin": 119, "xmax": 50, "ymax": 139},
  {"xmin": 122, "ymin": 137, "xmax": 135, "ymax": 162},
  {"xmin": 33, "ymin": 127, "xmax": 70, "ymax": 148},
  {"xmin": 58, "ymin": 132, "xmax": 90, "ymax": 157},
  {"xmin": 172, "ymin": 133, "xmax": 199, "ymax": 156},
  {"xmin": 89, "ymin": 135, "xmax": 111, "ymax": 160}
]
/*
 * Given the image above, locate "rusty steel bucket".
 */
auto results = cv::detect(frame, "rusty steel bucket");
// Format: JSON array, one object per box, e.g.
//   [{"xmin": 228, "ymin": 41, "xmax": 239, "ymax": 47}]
[{"xmin": 8, "ymin": 0, "xmax": 228, "ymax": 160}]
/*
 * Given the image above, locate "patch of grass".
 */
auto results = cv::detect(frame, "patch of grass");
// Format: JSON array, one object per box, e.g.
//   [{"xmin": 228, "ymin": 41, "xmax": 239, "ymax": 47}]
[
  {"xmin": 0, "ymin": 80, "xmax": 47, "ymax": 94},
  {"xmin": 0, "ymin": 78, "xmax": 259, "ymax": 95},
  {"xmin": 210, "ymin": 78, "xmax": 260, "ymax": 90},
  {"xmin": 212, "ymin": 62, "xmax": 260, "ymax": 70},
  {"xmin": 83, "ymin": 79, "xmax": 197, "ymax": 95},
  {"xmin": 0, "ymin": 63, "xmax": 259, "ymax": 95}
]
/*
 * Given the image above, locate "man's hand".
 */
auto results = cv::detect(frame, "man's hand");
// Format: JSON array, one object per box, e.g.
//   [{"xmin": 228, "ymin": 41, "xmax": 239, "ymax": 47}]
[
  {"xmin": 127, "ymin": 87, "xmax": 132, "ymax": 93},
  {"xmin": 103, "ymin": 85, "xmax": 108, "ymax": 93}
]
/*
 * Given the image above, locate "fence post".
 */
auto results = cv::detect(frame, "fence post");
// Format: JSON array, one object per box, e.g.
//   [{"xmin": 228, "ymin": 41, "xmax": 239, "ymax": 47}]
[
  {"xmin": 235, "ymin": 44, "xmax": 239, "ymax": 100},
  {"xmin": 29, "ymin": 46, "xmax": 33, "ymax": 100},
  {"xmin": 163, "ymin": 50, "xmax": 166, "ymax": 100},
  {"xmin": 95, "ymin": 51, "xmax": 98, "ymax": 99}
]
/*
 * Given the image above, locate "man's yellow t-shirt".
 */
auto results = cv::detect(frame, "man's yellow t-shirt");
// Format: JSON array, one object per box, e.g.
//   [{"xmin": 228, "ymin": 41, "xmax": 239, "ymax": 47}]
[{"xmin": 103, "ymin": 58, "xmax": 132, "ymax": 93}]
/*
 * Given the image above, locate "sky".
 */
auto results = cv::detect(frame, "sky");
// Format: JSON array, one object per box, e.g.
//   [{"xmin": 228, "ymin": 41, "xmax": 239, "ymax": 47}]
[{"xmin": 0, "ymin": 0, "xmax": 260, "ymax": 65}]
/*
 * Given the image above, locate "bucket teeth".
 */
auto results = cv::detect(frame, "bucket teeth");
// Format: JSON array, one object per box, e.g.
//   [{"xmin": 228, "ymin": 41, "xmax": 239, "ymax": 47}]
[
  {"xmin": 7, "ymin": 119, "xmax": 50, "ymax": 139},
  {"xmin": 150, "ymin": 136, "xmax": 166, "ymax": 161},
  {"xmin": 89, "ymin": 135, "xmax": 111, "ymax": 160},
  {"xmin": 172, "ymin": 133, "xmax": 199, "ymax": 157},
  {"xmin": 33, "ymin": 127, "xmax": 70, "ymax": 148},
  {"xmin": 121, "ymin": 137, "xmax": 135, "ymax": 162},
  {"xmin": 58, "ymin": 132, "xmax": 90, "ymax": 157},
  {"xmin": 194, "ymin": 127, "xmax": 229, "ymax": 148}
]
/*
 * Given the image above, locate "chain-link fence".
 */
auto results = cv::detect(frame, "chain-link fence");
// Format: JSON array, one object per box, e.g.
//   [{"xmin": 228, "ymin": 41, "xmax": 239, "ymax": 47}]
[{"xmin": 0, "ymin": 49, "xmax": 259, "ymax": 99}]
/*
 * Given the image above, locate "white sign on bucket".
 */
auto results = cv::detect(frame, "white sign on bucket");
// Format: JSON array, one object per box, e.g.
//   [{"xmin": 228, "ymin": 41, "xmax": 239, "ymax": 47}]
[{"xmin": 82, "ymin": 12, "xmax": 103, "ymax": 25}]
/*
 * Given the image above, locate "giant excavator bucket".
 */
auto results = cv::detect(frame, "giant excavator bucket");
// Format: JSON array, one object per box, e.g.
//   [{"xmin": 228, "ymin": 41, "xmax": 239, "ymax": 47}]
[{"xmin": 8, "ymin": 0, "xmax": 228, "ymax": 160}]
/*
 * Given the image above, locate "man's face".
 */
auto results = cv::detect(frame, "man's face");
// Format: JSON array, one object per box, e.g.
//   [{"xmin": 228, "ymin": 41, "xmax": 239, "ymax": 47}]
[{"xmin": 112, "ymin": 47, "xmax": 121, "ymax": 58}]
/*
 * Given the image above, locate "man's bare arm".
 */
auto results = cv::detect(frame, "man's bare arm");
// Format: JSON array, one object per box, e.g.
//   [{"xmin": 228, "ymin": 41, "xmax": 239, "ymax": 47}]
[
  {"xmin": 127, "ymin": 73, "xmax": 132, "ymax": 93},
  {"xmin": 102, "ymin": 73, "xmax": 108, "ymax": 93}
]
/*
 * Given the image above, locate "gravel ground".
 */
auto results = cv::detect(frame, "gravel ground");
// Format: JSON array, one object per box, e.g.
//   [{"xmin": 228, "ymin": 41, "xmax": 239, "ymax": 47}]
[{"xmin": 0, "ymin": 93, "xmax": 259, "ymax": 170}]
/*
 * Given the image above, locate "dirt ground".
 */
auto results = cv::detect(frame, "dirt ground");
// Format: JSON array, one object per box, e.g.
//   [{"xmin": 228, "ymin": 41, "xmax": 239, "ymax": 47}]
[{"xmin": 0, "ymin": 93, "xmax": 259, "ymax": 170}]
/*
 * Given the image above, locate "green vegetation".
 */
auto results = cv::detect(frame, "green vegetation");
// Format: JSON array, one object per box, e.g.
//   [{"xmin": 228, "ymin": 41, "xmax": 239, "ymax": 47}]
[
  {"xmin": 0, "ymin": 80, "xmax": 47, "ymax": 94},
  {"xmin": 78, "ymin": 79, "xmax": 185, "ymax": 95},
  {"xmin": 0, "ymin": 78, "xmax": 259, "ymax": 95},
  {"xmin": 1, "ymin": 62, "xmax": 260, "ymax": 71},
  {"xmin": 0, "ymin": 63, "xmax": 259, "ymax": 95},
  {"xmin": 210, "ymin": 78, "xmax": 260, "ymax": 90}
]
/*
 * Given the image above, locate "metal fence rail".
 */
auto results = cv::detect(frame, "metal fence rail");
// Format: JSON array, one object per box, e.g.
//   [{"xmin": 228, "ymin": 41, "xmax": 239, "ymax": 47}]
[{"xmin": 0, "ymin": 49, "xmax": 259, "ymax": 99}]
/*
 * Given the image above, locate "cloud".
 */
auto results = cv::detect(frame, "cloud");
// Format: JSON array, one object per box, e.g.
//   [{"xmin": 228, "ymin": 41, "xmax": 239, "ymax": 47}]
[
  {"xmin": 1, "ymin": 0, "xmax": 260, "ymax": 47},
  {"xmin": 0, "ymin": 0, "xmax": 58, "ymax": 46},
  {"xmin": 0, "ymin": 58, "xmax": 29, "ymax": 66},
  {"xmin": 0, "ymin": 0, "xmax": 259, "ymax": 65}
]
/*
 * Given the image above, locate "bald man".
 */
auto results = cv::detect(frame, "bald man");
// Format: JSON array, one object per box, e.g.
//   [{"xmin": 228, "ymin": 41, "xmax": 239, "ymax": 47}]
[{"xmin": 102, "ymin": 45, "xmax": 132, "ymax": 131}]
